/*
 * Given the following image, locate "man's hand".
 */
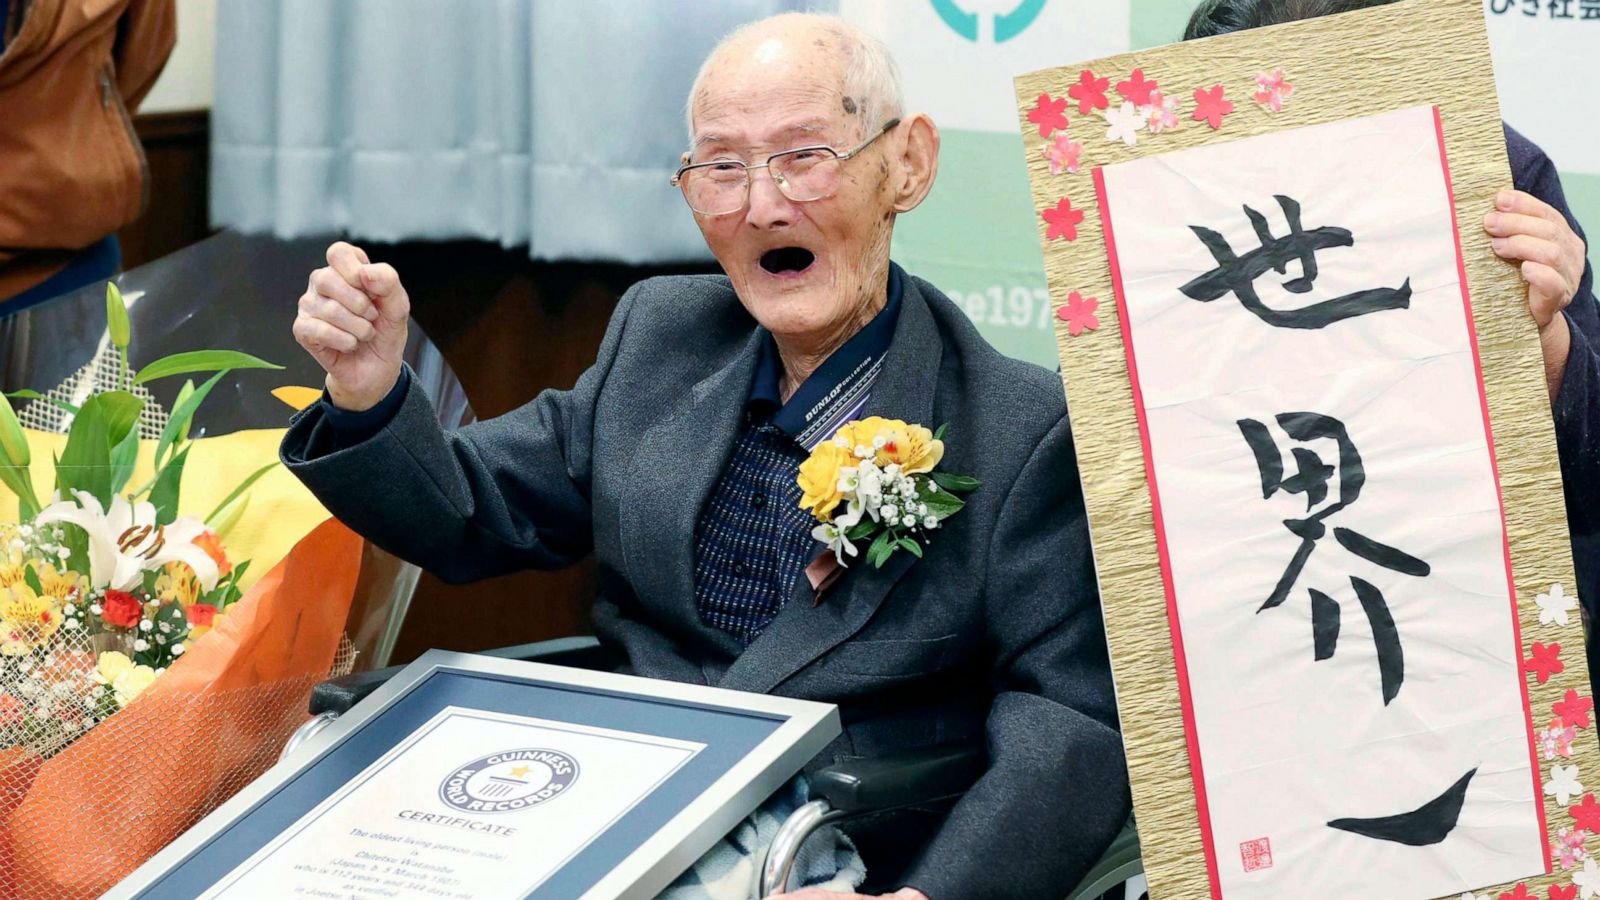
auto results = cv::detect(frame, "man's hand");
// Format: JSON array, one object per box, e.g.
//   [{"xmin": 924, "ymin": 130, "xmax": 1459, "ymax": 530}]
[
  {"xmin": 768, "ymin": 883, "xmax": 934, "ymax": 890},
  {"xmin": 292, "ymin": 241, "xmax": 411, "ymax": 412},
  {"xmin": 1484, "ymin": 189, "xmax": 1588, "ymax": 401}
]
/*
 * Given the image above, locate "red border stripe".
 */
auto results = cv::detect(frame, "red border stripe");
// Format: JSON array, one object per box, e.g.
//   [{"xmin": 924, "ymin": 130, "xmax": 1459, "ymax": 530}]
[
  {"xmin": 1093, "ymin": 165, "xmax": 1225, "ymax": 900},
  {"xmin": 1431, "ymin": 104, "xmax": 1550, "ymax": 871}
]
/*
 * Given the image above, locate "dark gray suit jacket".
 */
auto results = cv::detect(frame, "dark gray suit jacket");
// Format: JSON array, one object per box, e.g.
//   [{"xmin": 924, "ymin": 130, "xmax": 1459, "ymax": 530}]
[{"xmin": 281, "ymin": 272, "xmax": 1130, "ymax": 898}]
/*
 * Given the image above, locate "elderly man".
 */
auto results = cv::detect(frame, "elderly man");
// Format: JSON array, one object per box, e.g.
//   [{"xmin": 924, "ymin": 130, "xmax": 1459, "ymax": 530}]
[{"xmin": 281, "ymin": 13, "xmax": 1127, "ymax": 899}]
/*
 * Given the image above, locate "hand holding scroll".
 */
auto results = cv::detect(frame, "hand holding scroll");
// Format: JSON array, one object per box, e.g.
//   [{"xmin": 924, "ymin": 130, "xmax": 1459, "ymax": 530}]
[
  {"xmin": 292, "ymin": 241, "xmax": 412, "ymax": 412},
  {"xmin": 1483, "ymin": 189, "xmax": 1588, "ymax": 401}
]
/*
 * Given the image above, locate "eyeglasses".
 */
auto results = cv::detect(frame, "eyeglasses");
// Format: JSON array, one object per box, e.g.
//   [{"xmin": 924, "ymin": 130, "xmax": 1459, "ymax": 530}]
[{"xmin": 671, "ymin": 119, "xmax": 901, "ymax": 216}]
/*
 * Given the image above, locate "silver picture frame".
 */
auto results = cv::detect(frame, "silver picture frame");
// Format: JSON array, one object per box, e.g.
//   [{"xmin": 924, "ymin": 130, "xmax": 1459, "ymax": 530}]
[{"xmin": 107, "ymin": 649, "xmax": 841, "ymax": 900}]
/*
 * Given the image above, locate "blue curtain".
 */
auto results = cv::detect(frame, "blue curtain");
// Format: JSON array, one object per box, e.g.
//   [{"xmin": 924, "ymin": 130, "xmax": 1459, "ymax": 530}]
[{"xmin": 210, "ymin": 0, "xmax": 822, "ymax": 264}]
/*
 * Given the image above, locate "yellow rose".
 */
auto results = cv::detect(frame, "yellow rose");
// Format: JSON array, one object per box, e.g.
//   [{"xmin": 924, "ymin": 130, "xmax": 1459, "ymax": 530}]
[
  {"xmin": 831, "ymin": 417, "xmax": 897, "ymax": 458},
  {"xmin": 798, "ymin": 441, "xmax": 851, "ymax": 522}
]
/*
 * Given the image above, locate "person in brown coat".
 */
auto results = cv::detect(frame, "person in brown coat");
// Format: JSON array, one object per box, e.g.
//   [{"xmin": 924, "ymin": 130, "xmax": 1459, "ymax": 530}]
[{"xmin": 0, "ymin": 0, "xmax": 176, "ymax": 312}]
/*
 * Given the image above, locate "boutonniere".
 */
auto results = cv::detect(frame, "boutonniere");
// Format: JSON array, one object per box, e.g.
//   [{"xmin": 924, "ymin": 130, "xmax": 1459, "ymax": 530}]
[{"xmin": 797, "ymin": 417, "xmax": 980, "ymax": 569}]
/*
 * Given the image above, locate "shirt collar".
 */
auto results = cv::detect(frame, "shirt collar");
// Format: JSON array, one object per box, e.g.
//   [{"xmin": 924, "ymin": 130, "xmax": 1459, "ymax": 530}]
[{"xmin": 749, "ymin": 262, "xmax": 904, "ymax": 446}]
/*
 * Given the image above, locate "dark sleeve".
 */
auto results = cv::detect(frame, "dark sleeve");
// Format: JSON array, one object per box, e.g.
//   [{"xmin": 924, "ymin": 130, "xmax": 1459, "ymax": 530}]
[
  {"xmin": 901, "ymin": 411, "xmax": 1130, "ymax": 900},
  {"xmin": 279, "ymin": 284, "xmax": 640, "ymax": 583},
  {"xmin": 317, "ymin": 366, "xmax": 411, "ymax": 448},
  {"xmin": 1505, "ymin": 125, "xmax": 1600, "ymax": 594}
]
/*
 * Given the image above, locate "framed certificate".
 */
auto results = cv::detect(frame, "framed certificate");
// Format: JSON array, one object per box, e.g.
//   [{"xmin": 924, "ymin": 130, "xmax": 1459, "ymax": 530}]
[{"xmin": 107, "ymin": 650, "xmax": 841, "ymax": 900}]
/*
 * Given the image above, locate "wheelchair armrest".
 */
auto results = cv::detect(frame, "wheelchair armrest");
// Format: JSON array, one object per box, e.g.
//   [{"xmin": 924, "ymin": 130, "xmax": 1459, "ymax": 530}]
[
  {"xmin": 309, "ymin": 636, "xmax": 617, "ymax": 716},
  {"xmin": 808, "ymin": 742, "xmax": 986, "ymax": 815}
]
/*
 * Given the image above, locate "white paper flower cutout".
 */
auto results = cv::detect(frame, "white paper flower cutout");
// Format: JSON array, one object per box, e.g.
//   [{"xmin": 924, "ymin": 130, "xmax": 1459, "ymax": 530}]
[
  {"xmin": 1575, "ymin": 856, "xmax": 1600, "ymax": 899},
  {"xmin": 1101, "ymin": 101, "xmax": 1144, "ymax": 147},
  {"xmin": 1539, "ymin": 582, "xmax": 1578, "ymax": 627},
  {"xmin": 1548, "ymin": 763, "xmax": 1585, "ymax": 806}
]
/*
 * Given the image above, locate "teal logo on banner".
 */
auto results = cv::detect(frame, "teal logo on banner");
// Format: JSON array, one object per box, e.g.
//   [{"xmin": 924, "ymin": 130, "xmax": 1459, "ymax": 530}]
[
  {"xmin": 929, "ymin": 0, "xmax": 1048, "ymax": 43},
  {"xmin": 439, "ymin": 748, "xmax": 579, "ymax": 813}
]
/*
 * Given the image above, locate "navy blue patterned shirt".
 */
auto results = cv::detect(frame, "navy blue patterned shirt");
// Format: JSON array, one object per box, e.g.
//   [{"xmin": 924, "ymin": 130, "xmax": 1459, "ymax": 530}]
[{"xmin": 691, "ymin": 265, "xmax": 903, "ymax": 645}]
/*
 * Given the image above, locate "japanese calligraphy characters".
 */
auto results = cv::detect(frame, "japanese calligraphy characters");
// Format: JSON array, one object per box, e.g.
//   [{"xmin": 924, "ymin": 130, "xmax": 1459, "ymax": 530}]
[
  {"xmin": 1181, "ymin": 195, "xmax": 1413, "ymax": 329},
  {"xmin": 1095, "ymin": 106, "xmax": 1544, "ymax": 899},
  {"xmin": 1237, "ymin": 412, "xmax": 1430, "ymax": 705}
]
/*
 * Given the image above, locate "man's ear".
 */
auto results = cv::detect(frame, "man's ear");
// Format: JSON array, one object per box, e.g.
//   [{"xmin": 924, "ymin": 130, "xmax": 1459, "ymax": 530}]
[{"xmin": 892, "ymin": 113, "xmax": 940, "ymax": 214}]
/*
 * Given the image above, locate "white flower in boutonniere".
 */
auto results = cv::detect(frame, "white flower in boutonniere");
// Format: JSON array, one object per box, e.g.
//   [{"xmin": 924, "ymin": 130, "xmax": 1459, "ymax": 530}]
[{"xmin": 797, "ymin": 417, "xmax": 980, "ymax": 569}]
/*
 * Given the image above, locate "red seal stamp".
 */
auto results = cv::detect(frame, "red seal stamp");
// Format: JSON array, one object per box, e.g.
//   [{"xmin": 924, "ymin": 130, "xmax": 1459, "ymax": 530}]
[{"xmin": 1240, "ymin": 837, "xmax": 1273, "ymax": 872}]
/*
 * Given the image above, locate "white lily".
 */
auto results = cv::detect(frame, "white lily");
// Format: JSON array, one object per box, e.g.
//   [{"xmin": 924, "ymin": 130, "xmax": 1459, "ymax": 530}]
[{"xmin": 34, "ymin": 490, "xmax": 219, "ymax": 592}]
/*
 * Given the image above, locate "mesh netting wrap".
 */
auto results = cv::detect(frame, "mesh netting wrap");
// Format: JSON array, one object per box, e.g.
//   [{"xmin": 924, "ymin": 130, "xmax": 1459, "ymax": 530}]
[
  {"xmin": 15, "ymin": 341, "xmax": 167, "ymax": 441},
  {"xmin": 0, "ymin": 519, "xmax": 362, "ymax": 899}
]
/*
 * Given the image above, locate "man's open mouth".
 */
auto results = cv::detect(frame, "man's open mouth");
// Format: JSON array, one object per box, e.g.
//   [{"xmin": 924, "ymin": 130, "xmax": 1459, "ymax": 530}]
[{"xmin": 759, "ymin": 247, "xmax": 816, "ymax": 275}]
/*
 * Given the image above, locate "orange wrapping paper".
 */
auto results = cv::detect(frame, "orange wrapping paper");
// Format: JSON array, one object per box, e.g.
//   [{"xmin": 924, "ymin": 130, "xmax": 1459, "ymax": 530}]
[{"xmin": 0, "ymin": 517, "xmax": 361, "ymax": 899}]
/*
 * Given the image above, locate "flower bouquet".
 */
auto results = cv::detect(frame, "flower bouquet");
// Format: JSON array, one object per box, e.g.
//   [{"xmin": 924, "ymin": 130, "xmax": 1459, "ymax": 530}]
[{"xmin": 0, "ymin": 284, "xmax": 363, "ymax": 898}]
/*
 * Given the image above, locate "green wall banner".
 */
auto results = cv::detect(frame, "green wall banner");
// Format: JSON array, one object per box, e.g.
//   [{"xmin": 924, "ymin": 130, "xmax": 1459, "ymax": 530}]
[{"xmin": 846, "ymin": 0, "xmax": 1600, "ymax": 370}]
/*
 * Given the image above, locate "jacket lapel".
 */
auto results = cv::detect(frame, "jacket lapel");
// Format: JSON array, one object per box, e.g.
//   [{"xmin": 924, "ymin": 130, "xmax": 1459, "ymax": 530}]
[
  {"xmin": 620, "ymin": 328, "xmax": 764, "ymax": 657},
  {"xmin": 720, "ymin": 278, "xmax": 945, "ymax": 694}
]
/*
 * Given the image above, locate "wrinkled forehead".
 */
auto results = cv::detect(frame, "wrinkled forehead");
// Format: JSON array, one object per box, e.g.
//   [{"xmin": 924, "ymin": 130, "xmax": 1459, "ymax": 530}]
[{"xmin": 690, "ymin": 35, "xmax": 856, "ymax": 150}]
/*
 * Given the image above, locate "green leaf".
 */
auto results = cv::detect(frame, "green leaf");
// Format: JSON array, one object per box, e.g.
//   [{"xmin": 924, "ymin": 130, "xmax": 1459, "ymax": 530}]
[
  {"xmin": 55, "ymin": 522, "xmax": 90, "ymax": 577},
  {"xmin": 148, "ymin": 445, "xmax": 190, "ymax": 526},
  {"xmin": 930, "ymin": 471, "xmax": 982, "ymax": 493},
  {"xmin": 922, "ymin": 490, "xmax": 965, "ymax": 519},
  {"xmin": 132, "ymin": 351, "xmax": 282, "ymax": 385},
  {"xmin": 0, "ymin": 393, "xmax": 39, "ymax": 517},
  {"xmin": 54, "ymin": 391, "xmax": 144, "ymax": 507},
  {"xmin": 206, "ymin": 461, "xmax": 277, "ymax": 523},
  {"xmin": 844, "ymin": 519, "xmax": 878, "ymax": 541},
  {"xmin": 106, "ymin": 282, "xmax": 131, "ymax": 350},
  {"xmin": 108, "ymin": 418, "xmax": 141, "ymax": 496},
  {"xmin": 6, "ymin": 391, "xmax": 79, "ymax": 416},
  {"xmin": 934, "ymin": 423, "xmax": 949, "ymax": 442},
  {"xmin": 155, "ymin": 371, "xmax": 226, "ymax": 470},
  {"xmin": 867, "ymin": 529, "xmax": 895, "ymax": 569},
  {"xmin": 0, "ymin": 466, "xmax": 41, "ymax": 520},
  {"xmin": 896, "ymin": 537, "xmax": 923, "ymax": 558},
  {"xmin": 0, "ymin": 392, "xmax": 29, "ymax": 468},
  {"xmin": 22, "ymin": 564, "xmax": 44, "ymax": 597}
]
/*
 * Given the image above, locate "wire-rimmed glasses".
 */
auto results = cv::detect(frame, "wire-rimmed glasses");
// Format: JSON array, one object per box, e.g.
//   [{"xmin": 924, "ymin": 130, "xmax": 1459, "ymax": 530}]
[{"xmin": 671, "ymin": 118, "xmax": 902, "ymax": 216}]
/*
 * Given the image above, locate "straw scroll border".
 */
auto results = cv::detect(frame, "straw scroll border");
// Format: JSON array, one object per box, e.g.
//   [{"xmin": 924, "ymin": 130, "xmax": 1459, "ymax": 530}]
[{"xmin": 1014, "ymin": 1, "xmax": 1594, "ymax": 897}]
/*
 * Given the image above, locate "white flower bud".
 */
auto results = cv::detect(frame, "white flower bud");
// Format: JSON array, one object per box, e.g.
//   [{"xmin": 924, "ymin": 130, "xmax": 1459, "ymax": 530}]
[
  {"xmin": 924, "ymin": 516, "xmax": 940, "ymax": 529},
  {"xmin": 881, "ymin": 505, "xmax": 898, "ymax": 520},
  {"xmin": 918, "ymin": 504, "xmax": 929, "ymax": 515},
  {"xmin": 133, "ymin": 639, "xmax": 149, "ymax": 652},
  {"xmin": 63, "ymin": 604, "xmax": 75, "ymax": 616},
  {"xmin": 90, "ymin": 604, "xmax": 103, "ymax": 616},
  {"xmin": 873, "ymin": 435, "xmax": 888, "ymax": 449},
  {"xmin": 902, "ymin": 515, "xmax": 916, "ymax": 527},
  {"xmin": 172, "ymin": 644, "xmax": 185, "ymax": 657},
  {"xmin": 139, "ymin": 620, "xmax": 153, "ymax": 632}
]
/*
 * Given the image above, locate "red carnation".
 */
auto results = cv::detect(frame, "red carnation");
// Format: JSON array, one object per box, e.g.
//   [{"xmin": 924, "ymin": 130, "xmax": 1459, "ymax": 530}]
[
  {"xmin": 187, "ymin": 603, "xmax": 218, "ymax": 629},
  {"xmin": 102, "ymin": 590, "xmax": 143, "ymax": 629}
]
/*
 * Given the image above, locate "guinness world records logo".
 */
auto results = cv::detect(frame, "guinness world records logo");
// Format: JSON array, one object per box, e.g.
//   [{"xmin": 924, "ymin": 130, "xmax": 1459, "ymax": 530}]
[{"xmin": 439, "ymin": 748, "xmax": 580, "ymax": 814}]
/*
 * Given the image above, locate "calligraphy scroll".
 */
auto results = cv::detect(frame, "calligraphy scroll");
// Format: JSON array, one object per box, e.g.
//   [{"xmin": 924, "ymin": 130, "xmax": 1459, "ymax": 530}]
[{"xmin": 1015, "ymin": 2, "xmax": 1599, "ymax": 898}]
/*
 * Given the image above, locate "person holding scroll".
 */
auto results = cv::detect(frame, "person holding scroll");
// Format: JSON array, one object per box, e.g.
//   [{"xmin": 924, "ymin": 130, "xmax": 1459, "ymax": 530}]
[
  {"xmin": 1186, "ymin": 0, "xmax": 1600, "ymax": 716},
  {"xmin": 281, "ymin": 13, "xmax": 1126, "ymax": 900}
]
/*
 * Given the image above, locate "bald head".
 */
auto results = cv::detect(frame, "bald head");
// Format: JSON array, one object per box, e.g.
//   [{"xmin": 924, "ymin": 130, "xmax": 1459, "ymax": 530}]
[{"xmin": 685, "ymin": 13, "xmax": 903, "ymax": 146}]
